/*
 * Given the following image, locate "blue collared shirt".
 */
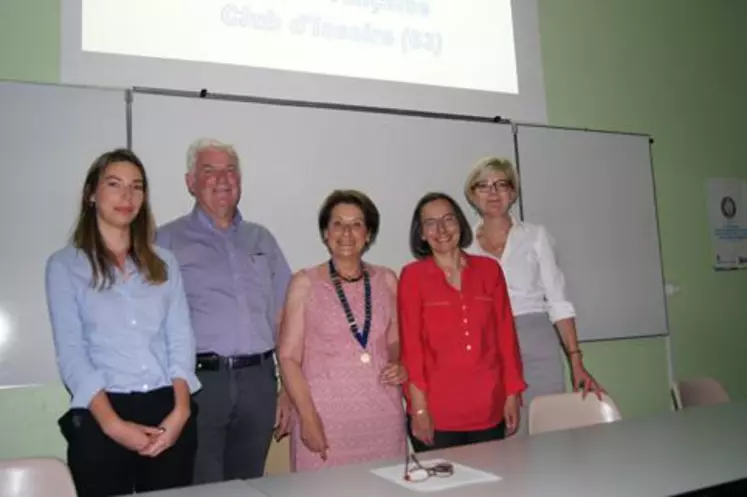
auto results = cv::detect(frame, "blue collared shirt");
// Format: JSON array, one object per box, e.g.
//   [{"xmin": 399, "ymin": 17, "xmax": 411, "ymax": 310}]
[
  {"xmin": 156, "ymin": 207, "xmax": 292, "ymax": 356},
  {"xmin": 45, "ymin": 245, "xmax": 201, "ymax": 409}
]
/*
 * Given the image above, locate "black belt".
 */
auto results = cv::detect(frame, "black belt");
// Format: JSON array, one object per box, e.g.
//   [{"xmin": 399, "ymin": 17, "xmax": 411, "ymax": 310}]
[{"xmin": 196, "ymin": 350, "xmax": 274, "ymax": 372}]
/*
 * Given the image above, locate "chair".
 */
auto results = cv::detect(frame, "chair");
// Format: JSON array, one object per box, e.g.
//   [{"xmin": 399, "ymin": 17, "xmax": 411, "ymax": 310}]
[
  {"xmin": 0, "ymin": 457, "xmax": 77, "ymax": 497},
  {"xmin": 528, "ymin": 392, "xmax": 622, "ymax": 435},
  {"xmin": 672, "ymin": 377, "xmax": 730, "ymax": 410}
]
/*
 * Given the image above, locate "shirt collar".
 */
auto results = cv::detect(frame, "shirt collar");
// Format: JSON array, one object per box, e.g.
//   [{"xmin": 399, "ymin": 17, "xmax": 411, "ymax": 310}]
[
  {"xmin": 475, "ymin": 213, "xmax": 525, "ymax": 236},
  {"xmin": 123, "ymin": 256, "xmax": 137, "ymax": 273},
  {"xmin": 509, "ymin": 213, "xmax": 525, "ymax": 232},
  {"xmin": 120, "ymin": 257, "xmax": 138, "ymax": 280},
  {"xmin": 423, "ymin": 251, "xmax": 472, "ymax": 274},
  {"xmin": 190, "ymin": 204, "xmax": 243, "ymax": 233}
]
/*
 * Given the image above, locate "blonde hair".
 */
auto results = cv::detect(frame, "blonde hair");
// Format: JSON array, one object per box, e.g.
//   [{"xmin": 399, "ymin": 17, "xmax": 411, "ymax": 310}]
[
  {"xmin": 463, "ymin": 156, "xmax": 519, "ymax": 213},
  {"xmin": 186, "ymin": 138, "xmax": 240, "ymax": 173}
]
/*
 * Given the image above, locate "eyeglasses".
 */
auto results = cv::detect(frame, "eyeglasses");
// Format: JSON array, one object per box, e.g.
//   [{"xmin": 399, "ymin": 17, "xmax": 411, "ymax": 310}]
[
  {"xmin": 422, "ymin": 214, "xmax": 458, "ymax": 233},
  {"xmin": 403, "ymin": 448, "xmax": 454, "ymax": 483},
  {"xmin": 472, "ymin": 180, "xmax": 513, "ymax": 194}
]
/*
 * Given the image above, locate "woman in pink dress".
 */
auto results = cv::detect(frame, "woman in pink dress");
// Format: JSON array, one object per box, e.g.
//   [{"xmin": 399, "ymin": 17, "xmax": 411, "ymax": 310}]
[{"xmin": 278, "ymin": 189, "xmax": 408, "ymax": 472}]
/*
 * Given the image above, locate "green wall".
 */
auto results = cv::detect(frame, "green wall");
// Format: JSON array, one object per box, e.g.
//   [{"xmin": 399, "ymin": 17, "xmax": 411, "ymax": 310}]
[
  {"xmin": 539, "ymin": 0, "xmax": 747, "ymax": 409},
  {"xmin": 0, "ymin": 0, "xmax": 59, "ymax": 83},
  {"xmin": 1, "ymin": 0, "xmax": 746, "ymax": 460}
]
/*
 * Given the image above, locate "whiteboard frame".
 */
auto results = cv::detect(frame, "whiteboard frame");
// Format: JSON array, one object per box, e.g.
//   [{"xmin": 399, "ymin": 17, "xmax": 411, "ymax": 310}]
[
  {"xmin": 0, "ymin": 80, "xmax": 673, "ymax": 390},
  {"xmin": 512, "ymin": 123, "xmax": 673, "ymax": 393},
  {"xmin": 129, "ymin": 86, "xmax": 513, "ymax": 124},
  {"xmin": 512, "ymin": 121, "xmax": 670, "ymax": 343},
  {"xmin": 126, "ymin": 86, "xmax": 518, "ymax": 277},
  {"xmin": 0, "ymin": 79, "xmax": 130, "ymax": 388},
  {"xmin": 124, "ymin": 88, "xmax": 670, "ymax": 345}
]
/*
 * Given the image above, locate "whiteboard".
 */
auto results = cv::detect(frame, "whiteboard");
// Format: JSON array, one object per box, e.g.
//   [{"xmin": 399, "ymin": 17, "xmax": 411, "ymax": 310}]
[
  {"xmin": 0, "ymin": 82, "xmax": 667, "ymax": 390},
  {"xmin": 130, "ymin": 92, "xmax": 516, "ymax": 274},
  {"xmin": 0, "ymin": 81, "xmax": 128, "ymax": 387},
  {"xmin": 515, "ymin": 125, "xmax": 668, "ymax": 341}
]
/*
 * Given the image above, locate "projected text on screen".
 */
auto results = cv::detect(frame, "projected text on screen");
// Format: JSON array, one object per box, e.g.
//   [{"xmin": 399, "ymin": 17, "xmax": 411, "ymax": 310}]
[{"xmin": 81, "ymin": 0, "xmax": 519, "ymax": 94}]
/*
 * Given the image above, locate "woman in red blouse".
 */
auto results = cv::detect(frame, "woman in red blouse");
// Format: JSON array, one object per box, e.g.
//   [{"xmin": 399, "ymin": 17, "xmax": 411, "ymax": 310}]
[{"xmin": 398, "ymin": 192, "xmax": 526, "ymax": 452}]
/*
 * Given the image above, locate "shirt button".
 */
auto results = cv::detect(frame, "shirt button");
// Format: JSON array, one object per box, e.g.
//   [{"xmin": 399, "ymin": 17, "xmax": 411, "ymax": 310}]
[
  {"xmin": 462, "ymin": 305, "xmax": 467, "ymax": 310},
  {"xmin": 131, "ymin": 319, "xmax": 137, "ymax": 326},
  {"xmin": 465, "ymin": 332, "xmax": 470, "ymax": 336},
  {"xmin": 463, "ymin": 318, "xmax": 468, "ymax": 324},
  {"xmin": 466, "ymin": 345, "xmax": 472, "ymax": 351}
]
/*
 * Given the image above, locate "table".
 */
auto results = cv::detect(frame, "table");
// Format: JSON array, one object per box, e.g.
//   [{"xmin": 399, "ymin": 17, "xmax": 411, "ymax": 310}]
[
  {"xmin": 247, "ymin": 401, "xmax": 747, "ymax": 497},
  {"xmin": 139, "ymin": 480, "xmax": 266, "ymax": 497}
]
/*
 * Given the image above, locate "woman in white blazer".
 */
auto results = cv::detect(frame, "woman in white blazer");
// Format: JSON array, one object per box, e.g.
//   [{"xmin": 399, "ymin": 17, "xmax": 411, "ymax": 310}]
[{"xmin": 464, "ymin": 157, "xmax": 604, "ymax": 435}]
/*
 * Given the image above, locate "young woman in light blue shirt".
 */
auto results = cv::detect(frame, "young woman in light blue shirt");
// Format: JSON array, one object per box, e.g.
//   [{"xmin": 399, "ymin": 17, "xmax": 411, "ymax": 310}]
[{"xmin": 45, "ymin": 148, "xmax": 201, "ymax": 497}]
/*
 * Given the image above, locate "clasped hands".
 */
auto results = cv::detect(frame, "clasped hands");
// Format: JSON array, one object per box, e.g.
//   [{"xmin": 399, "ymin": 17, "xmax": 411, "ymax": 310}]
[{"xmin": 103, "ymin": 406, "xmax": 190, "ymax": 458}]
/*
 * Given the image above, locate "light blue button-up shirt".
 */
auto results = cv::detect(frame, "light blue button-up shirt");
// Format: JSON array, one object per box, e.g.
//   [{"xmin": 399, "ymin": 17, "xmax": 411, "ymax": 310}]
[
  {"xmin": 45, "ymin": 245, "xmax": 201, "ymax": 409},
  {"xmin": 156, "ymin": 207, "xmax": 292, "ymax": 357}
]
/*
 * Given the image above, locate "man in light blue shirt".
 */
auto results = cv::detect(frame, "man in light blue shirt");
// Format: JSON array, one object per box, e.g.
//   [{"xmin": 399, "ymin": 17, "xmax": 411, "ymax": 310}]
[{"xmin": 157, "ymin": 138, "xmax": 293, "ymax": 482}]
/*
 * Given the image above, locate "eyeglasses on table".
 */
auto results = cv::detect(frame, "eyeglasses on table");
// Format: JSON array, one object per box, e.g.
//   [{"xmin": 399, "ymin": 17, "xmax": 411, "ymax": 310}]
[{"xmin": 402, "ymin": 448, "xmax": 454, "ymax": 483}]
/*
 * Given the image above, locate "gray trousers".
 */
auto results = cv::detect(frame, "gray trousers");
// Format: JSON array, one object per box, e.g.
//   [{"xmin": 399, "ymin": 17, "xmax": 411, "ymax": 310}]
[
  {"xmin": 513, "ymin": 313, "xmax": 566, "ymax": 436},
  {"xmin": 192, "ymin": 357, "xmax": 277, "ymax": 483}
]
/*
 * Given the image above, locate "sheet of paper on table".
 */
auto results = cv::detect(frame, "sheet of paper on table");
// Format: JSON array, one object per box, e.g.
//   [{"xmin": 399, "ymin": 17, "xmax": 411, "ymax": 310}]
[{"xmin": 370, "ymin": 459, "xmax": 501, "ymax": 492}]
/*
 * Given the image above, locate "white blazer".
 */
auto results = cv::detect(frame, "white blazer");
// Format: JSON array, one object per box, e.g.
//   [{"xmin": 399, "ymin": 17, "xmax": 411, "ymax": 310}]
[{"xmin": 468, "ymin": 216, "xmax": 576, "ymax": 324}]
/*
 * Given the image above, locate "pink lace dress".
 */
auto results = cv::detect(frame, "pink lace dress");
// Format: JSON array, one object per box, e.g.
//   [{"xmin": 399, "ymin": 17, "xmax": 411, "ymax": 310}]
[{"xmin": 290, "ymin": 265, "xmax": 407, "ymax": 472}]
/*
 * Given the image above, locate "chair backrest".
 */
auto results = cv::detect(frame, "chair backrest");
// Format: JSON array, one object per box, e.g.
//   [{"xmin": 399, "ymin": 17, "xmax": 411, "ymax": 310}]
[
  {"xmin": 528, "ymin": 392, "xmax": 622, "ymax": 435},
  {"xmin": 0, "ymin": 457, "xmax": 77, "ymax": 497},
  {"xmin": 672, "ymin": 377, "xmax": 730, "ymax": 410}
]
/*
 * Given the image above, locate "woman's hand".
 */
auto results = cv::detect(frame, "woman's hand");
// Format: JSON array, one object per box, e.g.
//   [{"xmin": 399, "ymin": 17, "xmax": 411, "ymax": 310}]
[
  {"xmin": 571, "ymin": 355, "xmax": 606, "ymax": 400},
  {"xmin": 102, "ymin": 418, "xmax": 163, "ymax": 453},
  {"xmin": 503, "ymin": 394, "xmax": 520, "ymax": 436},
  {"xmin": 138, "ymin": 405, "xmax": 190, "ymax": 458},
  {"xmin": 300, "ymin": 411, "xmax": 329, "ymax": 461},
  {"xmin": 380, "ymin": 361, "xmax": 407, "ymax": 386},
  {"xmin": 410, "ymin": 409, "xmax": 434, "ymax": 446},
  {"xmin": 274, "ymin": 389, "xmax": 294, "ymax": 441}
]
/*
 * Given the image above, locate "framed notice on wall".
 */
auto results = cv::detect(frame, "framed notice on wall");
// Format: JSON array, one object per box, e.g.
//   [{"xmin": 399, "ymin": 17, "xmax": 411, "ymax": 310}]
[{"xmin": 706, "ymin": 178, "xmax": 747, "ymax": 270}]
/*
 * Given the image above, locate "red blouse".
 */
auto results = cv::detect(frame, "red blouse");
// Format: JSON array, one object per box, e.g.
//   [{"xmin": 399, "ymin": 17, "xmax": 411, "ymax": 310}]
[{"xmin": 398, "ymin": 254, "xmax": 526, "ymax": 431}]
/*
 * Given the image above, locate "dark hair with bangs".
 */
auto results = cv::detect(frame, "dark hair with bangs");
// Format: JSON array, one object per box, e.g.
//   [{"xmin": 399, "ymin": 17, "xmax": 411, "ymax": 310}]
[
  {"xmin": 318, "ymin": 189, "xmax": 380, "ymax": 252},
  {"xmin": 409, "ymin": 192, "xmax": 473, "ymax": 259}
]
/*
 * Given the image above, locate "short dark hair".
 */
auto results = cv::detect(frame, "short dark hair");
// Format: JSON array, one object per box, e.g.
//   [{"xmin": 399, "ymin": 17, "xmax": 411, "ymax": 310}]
[
  {"xmin": 318, "ymin": 189, "xmax": 380, "ymax": 252},
  {"xmin": 409, "ymin": 192, "xmax": 473, "ymax": 259}
]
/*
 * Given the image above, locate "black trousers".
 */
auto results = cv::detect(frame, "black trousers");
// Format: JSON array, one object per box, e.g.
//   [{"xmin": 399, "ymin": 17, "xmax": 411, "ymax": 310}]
[
  {"xmin": 59, "ymin": 386, "xmax": 197, "ymax": 497},
  {"xmin": 407, "ymin": 416, "xmax": 506, "ymax": 452}
]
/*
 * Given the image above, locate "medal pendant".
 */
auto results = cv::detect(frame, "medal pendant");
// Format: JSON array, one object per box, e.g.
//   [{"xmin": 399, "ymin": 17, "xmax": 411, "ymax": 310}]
[{"xmin": 360, "ymin": 352, "xmax": 372, "ymax": 364}]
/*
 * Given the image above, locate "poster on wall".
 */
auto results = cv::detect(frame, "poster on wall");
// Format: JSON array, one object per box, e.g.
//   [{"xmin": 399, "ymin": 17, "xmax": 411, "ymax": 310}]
[{"xmin": 706, "ymin": 178, "xmax": 747, "ymax": 270}]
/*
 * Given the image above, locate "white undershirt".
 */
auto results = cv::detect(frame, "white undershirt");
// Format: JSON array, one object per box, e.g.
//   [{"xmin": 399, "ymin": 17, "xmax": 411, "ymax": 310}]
[{"xmin": 468, "ymin": 216, "xmax": 576, "ymax": 323}]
